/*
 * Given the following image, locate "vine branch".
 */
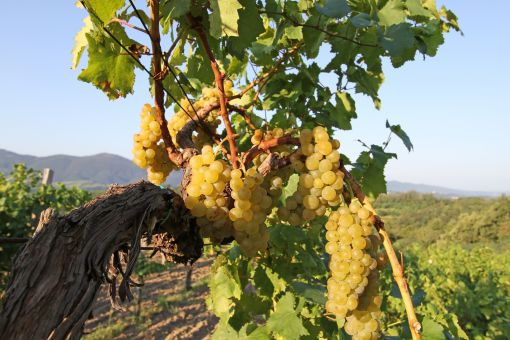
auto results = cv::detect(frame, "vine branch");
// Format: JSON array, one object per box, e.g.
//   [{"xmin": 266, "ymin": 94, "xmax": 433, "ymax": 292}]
[
  {"xmin": 148, "ymin": 0, "xmax": 186, "ymax": 167},
  {"xmin": 227, "ymin": 104, "xmax": 257, "ymax": 130},
  {"xmin": 242, "ymin": 135, "xmax": 300, "ymax": 166},
  {"xmin": 189, "ymin": 15, "xmax": 239, "ymax": 168}
]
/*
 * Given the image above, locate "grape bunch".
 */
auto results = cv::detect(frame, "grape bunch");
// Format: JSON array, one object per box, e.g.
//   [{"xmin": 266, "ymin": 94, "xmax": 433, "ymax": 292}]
[
  {"xmin": 184, "ymin": 145, "xmax": 233, "ymax": 243},
  {"xmin": 184, "ymin": 145, "xmax": 270, "ymax": 256},
  {"xmin": 278, "ymin": 126, "xmax": 344, "ymax": 225},
  {"xmin": 132, "ymin": 104, "xmax": 177, "ymax": 185},
  {"xmin": 250, "ymin": 127, "xmax": 285, "ymax": 146},
  {"xmin": 132, "ymin": 104, "xmax": 162, "ymax": 169},
  {"xmin": 324, "ymin": 201, "xmax": 381, "ymax": 339},
  {"xmin": 229, "ymin": 167, "xmax": 272, "ymax": 257},
  {"xmin": 344, "ymin": 274, "xmax": 382, "ymax": 340},
  {"xmin": 167, "ymin": 81, "xmax": 234, "ymax": 148}
]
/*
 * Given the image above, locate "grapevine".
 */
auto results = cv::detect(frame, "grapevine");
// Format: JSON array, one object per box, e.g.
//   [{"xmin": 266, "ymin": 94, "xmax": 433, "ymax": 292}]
[{"xmin": 69, "ymin": 0, "xmax": 462, "ymax": 339}]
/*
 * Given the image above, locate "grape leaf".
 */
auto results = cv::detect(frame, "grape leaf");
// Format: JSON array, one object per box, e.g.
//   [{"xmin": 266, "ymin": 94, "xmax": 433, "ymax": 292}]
[
  {"xmin": 228, "ymin": 0, "xmax": 265, "ymax": 54},
  {"xmin": 315, "ymin": 0, "xmax": 351, "ymax": 18},
  {"xmin": 351, "ymin": 145, "xmax": 397, "ymax": 199},
  {"xmin": 417, "ymin": 20, "xmax": 445, "ymax": 57},
  {"xmin": 280, "ymin": 174, "xmax": 299, "ymax": 205},
  {"xmin": 386, "ymin": 120, "xmax": 414, "ymax": 151},
  {"xmin": 331, "ymin": 91, "xmax": 357, "ymax": 130},
  {"xmin": 84, "ymin": 0, "xmax": 125, "ymax": 24},
  {"xmin": 284, "ymin": 26, "xmax": 303, "ymax": 40},
  {"xmin": 210, "ymin": 0, "xmax": 243, "ymax": 38},
  {"xmin": 421, "ymin": 318, "xmax": 447, "ymax": 340},
  {"xmin": 208, "ymin": 259, "xmax": 242, "ymax": 318},
  {"xmin": 379, "ymin": 23, "xmax": 416, "ymax": 58},
  {"xmin": 350, "ymin": 13, "xmax": 374, "ymax": 28},
  {"xmin": 78, "ymin": 26, "xmax": 136, "ymax": 99},
  {"xmin": 406, "ymin": 0, "xmax": 432, "ymax": 17},
  {"xmin": 266, "ymin": 293, "xmax": 308, "ymax": 339},
  {"xmin": 71, "ymin": 16, "xmax": 93, "ymax": 69},
  {"xmin": 302, "ymin": 15, "xmax": 326, "ymax": 58},
  {"xmin": 290, "ymin": 281, "xmax": 327, "ymax": 305},
  {"xmin": 377, "ymin": 0, "xmax": 406, "ymax": 27},
  {"xmin": 160, "ymin": 0, "xmax": 190, "ymax": 20}
]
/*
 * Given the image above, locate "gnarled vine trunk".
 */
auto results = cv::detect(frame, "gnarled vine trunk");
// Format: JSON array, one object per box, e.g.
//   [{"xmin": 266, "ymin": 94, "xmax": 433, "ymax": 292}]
[{"xmin": 0, "ymin": 182, "xmax": 201, "ymax": 340}]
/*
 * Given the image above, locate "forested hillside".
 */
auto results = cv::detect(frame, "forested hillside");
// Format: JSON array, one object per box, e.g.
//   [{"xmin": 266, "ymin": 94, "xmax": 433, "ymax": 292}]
[{"xmin": 376, "ymin": 193, "xmax": 510, "ymax": 247}]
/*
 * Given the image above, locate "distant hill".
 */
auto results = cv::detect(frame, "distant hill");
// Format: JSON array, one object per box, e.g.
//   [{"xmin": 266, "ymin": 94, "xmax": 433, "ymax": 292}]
[
  {"xmin": 0, "ymin": 149, "xmax": 182, "ymax": 190},
  {"xmin": 387, "ymin": 181, "xmax": 507, "ymax": 197}
]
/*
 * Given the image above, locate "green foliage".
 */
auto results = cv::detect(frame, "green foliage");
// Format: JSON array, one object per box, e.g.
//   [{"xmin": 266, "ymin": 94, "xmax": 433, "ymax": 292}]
[
  {"xmin": 375, "ymin": 193, "xmax": 510, "ymax": 247},
  {"xmin": 0, "ymin": 164, "xmax": 91, "ymax": 287},
  {"xmin": 70, "ymin": 1, "xmax": 471, "ymax": 339},
  {"xmin": 380, "ymin": 244, "xmax": 510, "ymax": 339}
]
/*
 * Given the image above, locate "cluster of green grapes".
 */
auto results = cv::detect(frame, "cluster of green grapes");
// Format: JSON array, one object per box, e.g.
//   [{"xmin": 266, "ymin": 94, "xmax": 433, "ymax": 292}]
[
  {"xmin": 277, "ymin": 126, "xmax": 344, "ymax": 225},
  {"xmin": 132, "ymin": 104, "xmax": 177, "ymax": 185},
  {"xmin": 184, "ymin": 145, "xmax": 233, "ymax": 243},
  {"xmin": 229, "ymin": 167, "xmax": 272, "ymax": 257},
  {"xmin": 132, "ymin": 104, "xmax": 162, "ymax": 169},
  {"xmin": 324, "ymin": 201, "xmax": 381, "ymax": 339},
  {"xmin": 250, "ymin": 127, "xmax": 285, "ymax": 145},
  {"xmin": 184, "ymin": 145, "xmax": 270, "ymax": 256},
  {"xmin": 344, "ymin": 275, "xmax": 382, "ymax": 340},
  {"xmin": 167, "ymin": 81, "xmax": 234, "ymax": 148}
]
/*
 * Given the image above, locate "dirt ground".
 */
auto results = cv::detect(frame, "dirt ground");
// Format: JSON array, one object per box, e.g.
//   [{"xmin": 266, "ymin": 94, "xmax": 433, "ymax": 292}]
[{"xmin": 84, "ymin": 257, "xmax": 218, "ymax": 340}]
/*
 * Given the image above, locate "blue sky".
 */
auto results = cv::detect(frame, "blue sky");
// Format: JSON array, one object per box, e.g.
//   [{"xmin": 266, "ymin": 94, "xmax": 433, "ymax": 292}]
[{"xmin": 0, "ymin": 1, "xmax": 509, "ymax": 192}]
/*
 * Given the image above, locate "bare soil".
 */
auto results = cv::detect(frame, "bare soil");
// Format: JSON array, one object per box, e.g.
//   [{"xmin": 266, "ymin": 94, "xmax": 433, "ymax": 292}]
[{"xmin": 84, "ymin": 256, "xmax": 217, "ymax": 340}]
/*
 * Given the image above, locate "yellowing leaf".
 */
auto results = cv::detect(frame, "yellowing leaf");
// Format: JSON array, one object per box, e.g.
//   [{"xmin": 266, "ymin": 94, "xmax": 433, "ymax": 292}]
[{"xmin": 71, "ymin": 16, "xmax": 93, "ymax": 70}]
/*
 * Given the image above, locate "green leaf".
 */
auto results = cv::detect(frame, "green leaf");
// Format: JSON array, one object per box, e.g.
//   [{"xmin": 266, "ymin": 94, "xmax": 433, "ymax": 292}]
[
  {"xmin": 187, "ymin": 45, "xmax": 214, "ymax": 83},
  {"xmin": 280, "ymin": 174, "xmax": 299, "ymax": 205},
  {"xmin": 228, "ymin": 0, "xmax": 265, "ymax": 54},
  {"xmin": 379, "ymin": 23, "xmax": 416, "ymax": 57},
  {"xmin": 290, "ymin": 281, "xmax": 327, "ymax": 305},
  {"xmin": 351, "ymin": 145, "xmax": 397, "ymax": 199},
  {"xmin": 71, "ymin": 16, "xmax": 93, "ymax": 69},
  {"xmin": 407, "ymin": 0, "xmax": 432, "ymax": 17},
  {"xmin": 266, "ymin": 293, "xmax": 308, "ymax": 339},
  {"xmin": 350, "ymin": 13, "xmax": 374, "ymax": 28},
  {"xmin": 302, "ymin": 16, "xmax": 326, "ymax": 58},
  {"xmin": 208, "ymin": 257, "xmax": 242, "ymax": 318},
  {"xmin": 386, "ymin": 120, "xmax": 414, "ymax": 151},
  {"xmin": 78, "ymin": 26, "xmax": 136, "ymax": 99},
  {"xmin": 284, "ymin": 26, "xmax": 303, "ymax": 40},
  {"xmin": 377, "ymin": 0, "xmax": 406, "ymax": 27},
  {"xmin": 212, "ymin": 320, "xmax": 239, "ymax": 339},
  {"xmin": 315, "ymin": 0, "xmax": 351, "ymax": 18},
  {"xmin": 84, "ymin": 0, "xmax": 125, "ymax": 24},
  {"xmin": 160, "ymin": 0, "xmax": 190, "ymax": 19},
  {"xmin": 417, "ymin": 20, "xmax": 445, "ymax": 57},
  {"xmin": 422, "ymin": 318, "xmax": 447, "ymax": 340},
  {"xmin": 210, "ymin": 0, "xmax": 243, "ymax": 38},
  {"xmin": 331, "ymin": 91, "xmax": 357, "ymax": 130}
]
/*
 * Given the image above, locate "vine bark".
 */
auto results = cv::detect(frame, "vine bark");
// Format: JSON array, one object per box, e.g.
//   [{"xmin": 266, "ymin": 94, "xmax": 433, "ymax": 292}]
[{"xmin": 0, "ymin": 182, "xmax": 201, "ymax": 340}]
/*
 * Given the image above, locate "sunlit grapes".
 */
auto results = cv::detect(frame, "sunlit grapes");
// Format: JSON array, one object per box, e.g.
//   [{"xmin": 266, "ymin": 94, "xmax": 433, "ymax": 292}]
[
  {"xmin": 324, "ymin": 201, "xmax": 382, "ymax": 339},
  {"xmin": 278, "ymin": 126, "xmax": 344, "ymax": 225}
]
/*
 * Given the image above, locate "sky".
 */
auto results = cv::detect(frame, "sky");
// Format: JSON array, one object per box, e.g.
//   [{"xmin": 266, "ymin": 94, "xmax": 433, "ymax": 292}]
[{"xmin": 0, "ymin": 1, "xmax": 509, "ymax": 192}]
